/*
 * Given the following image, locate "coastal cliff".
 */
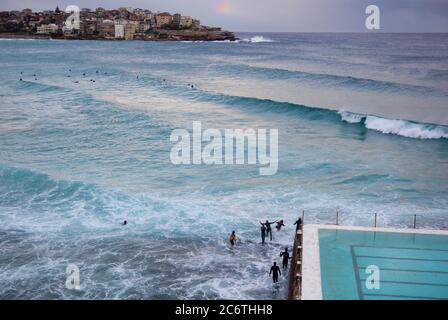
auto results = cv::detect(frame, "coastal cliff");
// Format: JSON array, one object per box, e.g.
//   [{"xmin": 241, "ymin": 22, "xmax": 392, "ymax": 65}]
[{"xmin": 0, "ymin": 29, "xmax": 237, "ymax": 41}]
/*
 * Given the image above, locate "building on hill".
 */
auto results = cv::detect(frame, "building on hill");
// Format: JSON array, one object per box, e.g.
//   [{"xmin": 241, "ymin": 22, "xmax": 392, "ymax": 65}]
[
  {"xmin": 124, "ymin": 21, "xmax": 137, "ymax": 40},
  {"xmin": 139, "ymin": 21, "xmax": 152, "ymax": 33},
  {"xmin": 98, "ymin": 19, "xmax": 114, "ymax": 37},
  {"xmin": 180, "ymin": 16, "xmax": 193, "ymax": 28},
  {"xmin": 22, "ymin": 8, "xmax": 33, "ymax": 16},
  {"xmin": 36, "ymin": 23, "xmax": 58, "ymax": 34},
  {"xmin": 172, "ymin": 13, "xmax": 181, "ymax": 29},
  {"xmin": 115, "ymin": 25, "xmax": 124, "ymax": 38},
  {"xmin": 155, "ymin": 12, "xmax": 172, "ymax": 28}
]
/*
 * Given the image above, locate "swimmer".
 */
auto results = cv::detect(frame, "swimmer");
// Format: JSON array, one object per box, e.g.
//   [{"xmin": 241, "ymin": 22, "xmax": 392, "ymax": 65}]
[{"xmin": 229, "ymin": 231, "xmax": 236, "ymax": 246}]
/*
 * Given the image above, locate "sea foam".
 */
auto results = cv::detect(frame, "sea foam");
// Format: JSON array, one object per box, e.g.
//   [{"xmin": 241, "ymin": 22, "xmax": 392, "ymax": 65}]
[
  {"xmin": 241, "ymin": 36, "xmax": 274, "ymax": 43},
  {"xmin": 339, "ymin": 111, "xmax": 448, "ymax": 139}
]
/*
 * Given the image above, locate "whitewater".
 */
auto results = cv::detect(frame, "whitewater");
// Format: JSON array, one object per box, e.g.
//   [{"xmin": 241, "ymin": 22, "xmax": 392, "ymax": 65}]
[{"xmin": 0, "ymin": 33, "xmax": 447, "ymax": 299}]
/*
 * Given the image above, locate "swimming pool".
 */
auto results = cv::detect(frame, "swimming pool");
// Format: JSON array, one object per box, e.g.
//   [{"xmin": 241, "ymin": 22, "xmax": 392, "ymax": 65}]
[
  {"xmin": 317, "ymin": 228, "xmax": 448, "ymax": 300},
  {"xmin": 302, "ymin": 224, "xmax": 448, "ymax": 300}
]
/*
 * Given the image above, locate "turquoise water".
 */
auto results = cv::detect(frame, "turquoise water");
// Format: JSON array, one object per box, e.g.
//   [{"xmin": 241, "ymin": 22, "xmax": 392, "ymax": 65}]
[
  {"xmin": 319, "ymin": 229, "xmax": 448, "ymax": 300},
  {"xmin": 0, "ymin": 33, "xmax": 447, "ymax": 299}
]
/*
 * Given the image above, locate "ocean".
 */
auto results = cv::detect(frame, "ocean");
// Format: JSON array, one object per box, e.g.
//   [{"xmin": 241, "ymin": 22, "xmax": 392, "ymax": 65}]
[{"xmin": 0, "ymin": 33, "xmax": 447, "ymax": 299}]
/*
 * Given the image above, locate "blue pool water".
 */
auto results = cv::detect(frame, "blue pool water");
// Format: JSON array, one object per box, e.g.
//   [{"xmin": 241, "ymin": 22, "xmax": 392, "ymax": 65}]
[{"xmin": 319, "ymin": 229, "xmax": 448, "ymax": 300}]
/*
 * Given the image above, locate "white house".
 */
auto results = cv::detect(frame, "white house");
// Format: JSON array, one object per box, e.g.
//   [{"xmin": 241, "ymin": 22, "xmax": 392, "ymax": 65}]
[{"xmin": 114, "ymin": 24, "xmax": 124, "ymax": 38}]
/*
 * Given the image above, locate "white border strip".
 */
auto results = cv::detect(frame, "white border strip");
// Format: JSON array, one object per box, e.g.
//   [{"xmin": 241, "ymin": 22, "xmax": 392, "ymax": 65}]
[
  {"xmin": 301, "ymin": 224, "xmax": 448, "ymax": 300},
  {"xmin": 301, "ymin": 224, "xmax": 322, "ymax": 300}
]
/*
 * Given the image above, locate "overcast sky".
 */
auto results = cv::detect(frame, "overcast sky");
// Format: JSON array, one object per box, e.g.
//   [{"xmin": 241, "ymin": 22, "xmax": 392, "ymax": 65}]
[{"xmin": 1, "ymin": 0, "xmax": 447, "ymax": 32}]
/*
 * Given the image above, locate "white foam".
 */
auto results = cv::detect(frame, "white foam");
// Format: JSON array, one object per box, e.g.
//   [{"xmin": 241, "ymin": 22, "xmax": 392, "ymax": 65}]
[
  {"xmin": 0, "ymin": 38, "xmax": 39, "ymax": 41},
  {"xmin": 339, "ymin": 110, "xmax": 365, "ymax": 123},
  {"xmin": 241, "ymin": 36, "xmax": 275, "ymax": 43},
  {"xmin": 365, "ymin": 116, "xmax": 448, "ymax": 139},
  {"xmin": 339, "ymin": 111, "xmax": 448, "ymax": 139}
]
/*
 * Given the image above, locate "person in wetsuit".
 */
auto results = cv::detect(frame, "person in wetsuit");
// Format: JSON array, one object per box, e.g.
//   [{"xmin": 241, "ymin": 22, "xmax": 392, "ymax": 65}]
[
  {"xmin": 275, "ymin": 220, "xmax": 285, "ymax": 231},
  {"xmin": 260, "ymin": 220, "xmax": 276, "ymax": 241},
  {"xmin": 280, "ymin": 248, "xmax": 291, "ymax": 269},
  {"xmin": 260, "ymin": 223, "xmax": 266, "ymax": 244},
  {"xmin": 270, "ymin": 262, "xmax": 281, "ymax": 283},
  {"xmin": 294, "ymin": 217, "xmax": 302, "ymax": 231},
  {"xmin": 229, "ymin": 231, "xmax": 236, "ymax": 246}
]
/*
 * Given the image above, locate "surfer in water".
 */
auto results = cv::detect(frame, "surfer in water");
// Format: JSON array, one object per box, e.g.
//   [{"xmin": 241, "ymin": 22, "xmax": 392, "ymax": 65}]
[
  {"xmin": 260, "ymin": 220, "xmax": 276, "ymax": 241},
  {"xmin": 280, "ymin": 248, "xmax": 291, "ymax": 269},
  {"xmin": 275, "ymin": 220, "xmax": 285, "ymax": 231},
  {"xmin": 229, "ymin": 231, "xmax": 236, "ymax": 246},
  {"xmin": 260, "ymin": 223, "xmax": 266, "ymax": 244},
  {"xmin": 270, "ymin": 262, "xmax": 281, "ymax": 283}
]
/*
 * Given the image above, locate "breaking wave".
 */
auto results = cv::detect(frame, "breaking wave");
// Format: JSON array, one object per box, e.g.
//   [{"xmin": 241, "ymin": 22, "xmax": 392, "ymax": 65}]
[
  {"xmin": 11, "ymin": 70, "xmax": 448, "ymax": 141},
  {"xmin": 240, "ymin": 36, "xmax": 275, "ymax": 43},
  {"xmin": 130, "ymin": 72, "xmax": 448, "ymax": 140},
  {"xmin": 339, "ymin": 111, "xmax": 448, "ymax": 139}
]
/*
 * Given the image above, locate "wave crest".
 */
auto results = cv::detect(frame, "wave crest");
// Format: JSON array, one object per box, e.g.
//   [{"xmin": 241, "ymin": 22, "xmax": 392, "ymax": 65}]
[
  {"xmin": 339, "ymin": 111, "xmax": 448, "ymax": 139},
  {"xmin": 339, "ymin": 111, "xmax": 365, "ymax": 124}
]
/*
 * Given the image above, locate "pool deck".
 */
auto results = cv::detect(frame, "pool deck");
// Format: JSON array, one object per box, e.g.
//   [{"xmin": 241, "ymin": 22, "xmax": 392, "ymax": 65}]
[{"xmin": 300, "ymin": 224, "xmax": 448, "ymax": 300}]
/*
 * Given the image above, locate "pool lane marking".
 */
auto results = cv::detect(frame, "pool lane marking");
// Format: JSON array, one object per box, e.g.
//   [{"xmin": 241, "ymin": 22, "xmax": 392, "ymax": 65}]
[
  {"xmin": 356, "ymin": 255, "xmax": 448, "ymax": 263},
  {"xmin": 350, "ymin": 245, "xmax": 364, "ymax": 300},
  {"xmin": 352, "ymin": 245, "xmax": 448, "ymax": 252},
  {"xmin": 356, "ymin": 266, "xmax": 448, "ymax": 274},
  {"xmin": 363, "ymin": 293, "xmax": 447, "ymax": 300},
  {"xmin": 358, "ymin": 278, "xmax": 448, "ymax": 287},
  {"xmin": 351, "ymin": 245, "xmax": 448, "ymax": 300},
  {"xmin": 353, "ymin": 245, "xmax": 448, "ymax": 274}
]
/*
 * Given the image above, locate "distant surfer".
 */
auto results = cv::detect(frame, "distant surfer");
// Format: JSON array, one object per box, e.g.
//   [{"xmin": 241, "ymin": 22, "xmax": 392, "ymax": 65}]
[
  {"xmin": 270, "ymin": 262, "xmax": 281, "ymax": 283},
  {"xmin": 229, "ymin": 231, "xmax": 236, "ymax": 246},
  {"xmin": 280, "ymin": 248, "xmax": 291, "ymax": 269},
  {"xmin": 122, "ymin": 220, "xmax": 127, "ymax": 226}
]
